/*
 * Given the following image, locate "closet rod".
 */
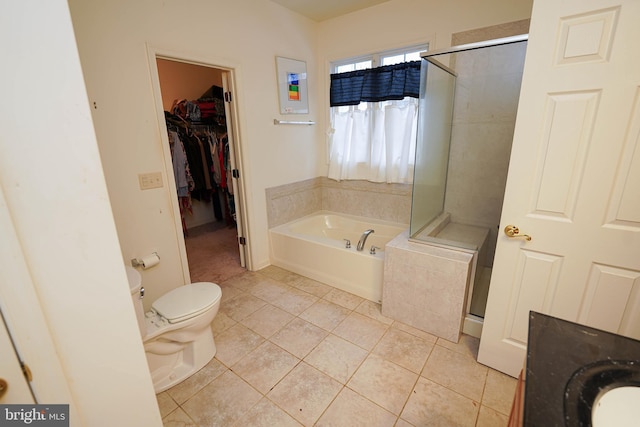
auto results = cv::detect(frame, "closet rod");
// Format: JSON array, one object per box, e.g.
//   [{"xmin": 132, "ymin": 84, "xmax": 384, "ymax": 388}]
[{"xmin": 273, "ymin": 119, "xmax": 315, "ymax": 126}]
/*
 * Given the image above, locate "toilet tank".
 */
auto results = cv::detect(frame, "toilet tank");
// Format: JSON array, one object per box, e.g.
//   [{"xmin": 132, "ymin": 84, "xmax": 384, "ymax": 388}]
[{"xmin": 125, "ymin": 266, "xmax": 146, "ymax": 338}]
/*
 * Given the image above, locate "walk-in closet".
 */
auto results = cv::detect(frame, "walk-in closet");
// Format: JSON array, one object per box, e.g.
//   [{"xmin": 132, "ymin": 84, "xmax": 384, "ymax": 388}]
[{"xmin": 156, "ymin": 59, "xmax": 244, "ymax": 283}]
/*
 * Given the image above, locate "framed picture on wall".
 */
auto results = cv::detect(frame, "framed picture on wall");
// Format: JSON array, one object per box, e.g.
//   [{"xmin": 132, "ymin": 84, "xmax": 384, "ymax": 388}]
[{"xmin": 276, "ymin": 56, "xmax": 309, "ymax": 114}]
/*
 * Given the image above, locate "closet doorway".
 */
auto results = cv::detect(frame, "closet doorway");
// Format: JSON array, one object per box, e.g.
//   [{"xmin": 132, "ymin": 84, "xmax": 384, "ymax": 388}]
[{"xmin": 153, "ymin": 55, "xmax": 247, "ymax": 284}]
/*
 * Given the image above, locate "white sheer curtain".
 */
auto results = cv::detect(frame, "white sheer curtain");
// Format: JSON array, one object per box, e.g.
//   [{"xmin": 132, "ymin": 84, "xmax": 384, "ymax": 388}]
[{"xmin": 328, "ymin": 97, "xmax": 418, "ymax": 184}]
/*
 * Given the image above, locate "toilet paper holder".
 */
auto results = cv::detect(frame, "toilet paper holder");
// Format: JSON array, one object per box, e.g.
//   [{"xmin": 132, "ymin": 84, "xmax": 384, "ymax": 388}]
[{"xmin": 131, "ymin": 252, "xmax": 160, "ymax": 269}]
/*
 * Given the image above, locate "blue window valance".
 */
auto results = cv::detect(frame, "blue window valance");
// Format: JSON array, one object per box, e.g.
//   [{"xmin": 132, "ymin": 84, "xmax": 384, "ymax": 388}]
[{"xmin": 330, "ymin": 61, "xmax": 422, "ymax": 107}]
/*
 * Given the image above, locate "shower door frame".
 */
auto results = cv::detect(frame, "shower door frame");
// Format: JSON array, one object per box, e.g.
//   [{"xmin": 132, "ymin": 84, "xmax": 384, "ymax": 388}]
[
  {"xmin": 422, "ymin": 34, "xmax": 528, "ymax": 59},
  {"xmin": 411, "ymin": 35, "xmax": 530, "ymax": 335},
  {"xmin": 411, "ymin": 33, "xmax": 529, "ymax": 245}
]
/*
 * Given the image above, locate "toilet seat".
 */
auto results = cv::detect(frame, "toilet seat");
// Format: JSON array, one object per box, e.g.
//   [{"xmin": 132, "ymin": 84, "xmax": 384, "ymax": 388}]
[{"xmin": 152, "ymin": 282, "xmax": 221, "ymax": 324}]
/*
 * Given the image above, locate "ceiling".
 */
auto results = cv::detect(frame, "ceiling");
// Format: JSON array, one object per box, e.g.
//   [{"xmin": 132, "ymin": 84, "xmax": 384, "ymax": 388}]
[{"xmin": 269, "ymin": 0, "xmax": 391, "ymax": 22}]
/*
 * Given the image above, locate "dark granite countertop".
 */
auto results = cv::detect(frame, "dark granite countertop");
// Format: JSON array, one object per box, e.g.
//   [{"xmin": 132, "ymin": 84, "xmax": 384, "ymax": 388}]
[{"xmin": 524, "ymin": 311, "xmax": 640, "ymax": 426}]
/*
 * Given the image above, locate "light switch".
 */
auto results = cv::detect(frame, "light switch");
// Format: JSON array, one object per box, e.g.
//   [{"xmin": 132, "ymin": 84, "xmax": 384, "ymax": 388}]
[{"xmin": 138, "ymin": 172, "xmax": 163, "ymax": 190}]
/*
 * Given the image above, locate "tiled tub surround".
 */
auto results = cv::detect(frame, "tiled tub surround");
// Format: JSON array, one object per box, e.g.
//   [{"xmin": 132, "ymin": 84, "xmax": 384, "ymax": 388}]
[
  {"xmin": 413, "ymin": 212, "xmax": 490, "ymax": 305},
  {"xmin": 267, "ymin": 179, "xmax": 491, "ymax": 342},
  {"xmin": 157, "ymin": 266, "xmax": 518, "ymax": 426},
  {"xmin": 383, "ymin": 219, "xmax": 489, "ymax": 343},
  {"xmin": 265, "ymin": 177, "xmax": 412, "ymax": 229},
  {"xmin": 269, "ymin": 212, "xmax": 406, "ymax": 303}
]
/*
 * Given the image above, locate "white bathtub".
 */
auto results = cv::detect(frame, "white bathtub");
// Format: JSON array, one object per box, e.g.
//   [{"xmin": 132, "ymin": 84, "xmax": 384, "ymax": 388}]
[{"xmin": 269, "ymin": 211, "xmax": 407, "ymax": 303}]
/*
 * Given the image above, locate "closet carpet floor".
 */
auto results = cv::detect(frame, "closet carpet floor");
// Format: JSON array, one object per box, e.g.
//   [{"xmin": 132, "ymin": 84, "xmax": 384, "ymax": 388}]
[
  {"xmin": 157, "ymin": 228, "xmax": 518, "ymax": 427},
  {"xmin": 185, "ymin": 221, "xmax": 245, "ymax": 284}
]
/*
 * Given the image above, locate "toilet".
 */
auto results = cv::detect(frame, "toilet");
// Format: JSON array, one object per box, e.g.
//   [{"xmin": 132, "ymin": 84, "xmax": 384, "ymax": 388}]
[{"xmin": 126, "ymin": 266, "xmax": 222, "ymax": 393}]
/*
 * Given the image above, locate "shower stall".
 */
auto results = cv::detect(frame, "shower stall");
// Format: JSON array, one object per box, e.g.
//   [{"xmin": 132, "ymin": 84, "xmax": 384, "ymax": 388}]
[{"xmin": 409, "ymin": 35, "xmax": 528, "ymax": 333}]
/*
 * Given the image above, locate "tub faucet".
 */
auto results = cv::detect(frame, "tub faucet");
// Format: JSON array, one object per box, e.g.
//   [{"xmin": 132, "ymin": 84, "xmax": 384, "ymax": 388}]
[{"xmin": 357, "ymin": 229, "xmax": 375, "ymax": 251}]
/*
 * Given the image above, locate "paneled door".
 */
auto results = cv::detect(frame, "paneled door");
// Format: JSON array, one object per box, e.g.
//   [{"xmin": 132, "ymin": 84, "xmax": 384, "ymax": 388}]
[
  {"xmin": 478, "ymin": 0, "xmax": 640, "ymax": 376},
  {"xmin": 0, "ymin": 310, "xmax": 34, "ymax": 403}
]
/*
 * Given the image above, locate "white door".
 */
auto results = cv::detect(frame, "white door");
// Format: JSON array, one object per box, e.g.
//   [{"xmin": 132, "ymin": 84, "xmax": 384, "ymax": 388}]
[
  {"xmin": 222, "ymin": 72, "xmax": 247, "ymax": 268},
  {"xmin": 0, "ymin": 310, "xmax": 34, "ymax": 404},
  {"xmin": 0, "ymin": 180, "xmax": 35, "ymax": 404},
  {"xmin": 478, "ymin": 0, "xmax": 640, "ymax": 377}
]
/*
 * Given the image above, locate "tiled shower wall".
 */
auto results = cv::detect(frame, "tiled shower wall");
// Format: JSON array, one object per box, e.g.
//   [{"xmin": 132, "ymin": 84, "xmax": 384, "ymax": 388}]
[
  {"xmin": 265, "ymin": 177, "xmax": 412, "ymax": 228},
  {"xmin": 443, "ymin": 20, "xmax": 530, "ymax": 267}
]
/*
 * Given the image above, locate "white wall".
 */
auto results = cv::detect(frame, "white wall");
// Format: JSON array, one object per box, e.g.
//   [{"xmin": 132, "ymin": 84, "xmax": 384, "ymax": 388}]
[
  {"xmin": 0, "ymin": 1, "xmax": 161, "ymax": 425},
  {"xmin": 68, "ymin": 0, "xmax": 323, "ymax": 307},
  {"xmin": 68, "ymin": 0, "xmax": 533, "ymax": 305},
  {"xmin": 318, "ymin": 0, "xmax": 533, "ymax": 59}
]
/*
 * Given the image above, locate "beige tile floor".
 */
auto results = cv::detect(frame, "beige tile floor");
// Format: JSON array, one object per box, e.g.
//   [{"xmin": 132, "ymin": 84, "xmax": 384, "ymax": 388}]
[{"xmin": 156, "ymin": 263, "xmax": 518, "ymax": 427}]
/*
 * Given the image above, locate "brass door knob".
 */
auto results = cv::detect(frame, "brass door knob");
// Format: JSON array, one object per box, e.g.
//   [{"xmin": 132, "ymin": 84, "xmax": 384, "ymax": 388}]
[
  {"xmin": 504, "ymin": 225, "xmax": 532, "ymax": 241},
  {"xmin": 0, "ymin": 378, "xmax": 8, "ymax": 399}
]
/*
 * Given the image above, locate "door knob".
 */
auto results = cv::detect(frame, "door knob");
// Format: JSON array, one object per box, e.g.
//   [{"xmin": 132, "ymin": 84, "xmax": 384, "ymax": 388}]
[
  {"xmin": 504, "ymin": 225, "xmax": 532, "ymax": 241},
  {"xmin": 0, "ymin": 378, "xmax": 8, "ymax": 399}
]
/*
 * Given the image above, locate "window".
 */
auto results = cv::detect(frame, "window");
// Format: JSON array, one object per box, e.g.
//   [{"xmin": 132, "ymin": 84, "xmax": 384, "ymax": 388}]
[
  {"xmin": 331, "ymin": 46, "xmax": 425, "ymax": 71},
  {"xmin": 328, "ymin": 45, "xmax": 427, "ymax": 184}
]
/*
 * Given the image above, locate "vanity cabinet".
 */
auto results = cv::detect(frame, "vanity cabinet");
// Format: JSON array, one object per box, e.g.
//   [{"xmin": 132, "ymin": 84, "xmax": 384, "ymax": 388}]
[{"xmin": 519, "ymin": 312, "xmax": 640, "ymax": 426}]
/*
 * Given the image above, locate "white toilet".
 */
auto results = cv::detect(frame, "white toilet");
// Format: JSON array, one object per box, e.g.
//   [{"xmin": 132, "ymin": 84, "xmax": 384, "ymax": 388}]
[{"xmin": 126, "ymin": 266, "xmax": 222, "ymax": 393}]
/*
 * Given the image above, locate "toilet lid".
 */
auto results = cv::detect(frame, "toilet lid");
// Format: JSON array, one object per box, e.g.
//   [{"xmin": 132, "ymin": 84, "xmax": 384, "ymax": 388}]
[{"xmin": 152, "ymin": 282, "xmax": 221, "ymax": 324}]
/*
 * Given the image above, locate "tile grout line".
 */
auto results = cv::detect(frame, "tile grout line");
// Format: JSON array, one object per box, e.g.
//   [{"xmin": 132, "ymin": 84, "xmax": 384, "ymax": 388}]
[{"xmin": 161, "ymin": 266, "xmax": 506, "ymax": 426}]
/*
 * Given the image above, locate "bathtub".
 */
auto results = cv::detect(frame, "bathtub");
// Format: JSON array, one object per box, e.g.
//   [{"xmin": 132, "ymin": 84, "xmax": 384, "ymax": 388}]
[{"xmin": 269, "ymin": 212, "xmax": 407, "ymax": 303}]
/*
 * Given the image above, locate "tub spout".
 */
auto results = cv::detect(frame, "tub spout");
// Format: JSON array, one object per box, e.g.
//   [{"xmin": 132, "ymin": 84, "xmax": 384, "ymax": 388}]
[{"xmin": 357, "ymin": 229, "xmax": 375, "ymax": 251}]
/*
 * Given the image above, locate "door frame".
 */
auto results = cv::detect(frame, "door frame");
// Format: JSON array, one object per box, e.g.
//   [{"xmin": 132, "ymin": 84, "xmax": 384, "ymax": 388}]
[{"xmin": 145, "ymin": 45, "xmax": 252, "ymax": 281}]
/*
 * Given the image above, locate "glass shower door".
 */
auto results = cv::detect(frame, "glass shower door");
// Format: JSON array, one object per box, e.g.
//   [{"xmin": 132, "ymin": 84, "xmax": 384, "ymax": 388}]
[{"xmin": 410, "ymin": 58, "xmax": 456, "ymax": 237}]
